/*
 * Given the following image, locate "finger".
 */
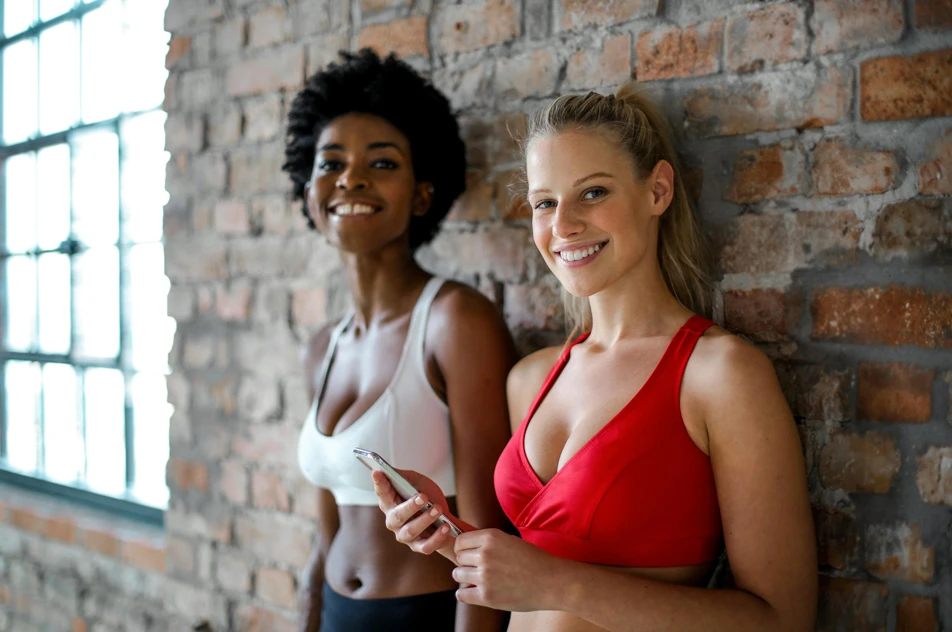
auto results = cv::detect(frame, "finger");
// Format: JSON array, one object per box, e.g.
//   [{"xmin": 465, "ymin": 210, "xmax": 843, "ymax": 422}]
[
  {"xmin": 397, "ymin": 504, "xmax": 444, "ymax": 544},
  {"xmin": 455, "ymin": 586, "xmax": 485, "ymax": 607},
  {"xmin": 451, "ymin": 566, "xmax": 479, "ymax": 585},
  {"xmin": 371, "ymin": 471, "xmax": 400, "ymax": 509},
  {"xmin": 383, "ymin": 492, "xmax": 428, "ymax": 529},
  {"xmin": 454, "ymin": 530, "xmax": 483, "ymax": 554},
  {"xmin": 412, "ymin": 523, "xmax": 453, "ymax": 555}
]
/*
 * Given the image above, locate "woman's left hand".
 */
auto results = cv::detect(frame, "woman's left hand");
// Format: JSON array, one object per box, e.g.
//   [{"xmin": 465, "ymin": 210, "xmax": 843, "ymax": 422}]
[{"xmin": 453, "ymin": 529, "xmax": 567, "ymax": 612}]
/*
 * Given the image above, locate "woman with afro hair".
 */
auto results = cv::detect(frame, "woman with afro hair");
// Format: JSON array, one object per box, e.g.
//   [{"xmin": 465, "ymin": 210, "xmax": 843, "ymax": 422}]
[{"xmin": 284, "ymin": 49, "xmax": 516, "ymax": 632}]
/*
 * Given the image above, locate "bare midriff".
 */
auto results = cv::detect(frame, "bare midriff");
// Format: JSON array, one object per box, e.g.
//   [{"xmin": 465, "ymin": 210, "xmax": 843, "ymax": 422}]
[{"xmin": 507, "ymin": 561, "xmax": 715, "ymax": 632}]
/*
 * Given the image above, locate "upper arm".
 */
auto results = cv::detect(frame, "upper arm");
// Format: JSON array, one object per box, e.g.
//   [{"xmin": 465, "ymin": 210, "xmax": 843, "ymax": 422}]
[
  {"xmin": 429, "ymin": 285, "xmax": 517, "ymax": 529},
  {"xmin": 695, "ymin": 337, "xmax": 816, "ymax": 629},
  {"xmin": 506, "ymin": 346, "xmax": 562, "ymax": 434}
]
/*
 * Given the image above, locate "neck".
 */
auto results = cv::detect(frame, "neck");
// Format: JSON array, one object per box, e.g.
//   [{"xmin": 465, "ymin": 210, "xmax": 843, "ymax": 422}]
[
  {"xmin": 586, "ymin": 262, "xmax": 693, "ymax": 347},
  {"xmin": 339, "ymin": 243, "xmax": 430, "ymax": 329}
]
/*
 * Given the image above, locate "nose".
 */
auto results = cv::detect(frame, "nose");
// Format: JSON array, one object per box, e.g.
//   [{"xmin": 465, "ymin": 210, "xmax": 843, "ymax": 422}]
[
  {"xmin": 552, "ymin": 203, "xmax": 584, "ymax": 240},
  {"xmin": 336, "ymin": 164, "xmax": 368, "ymax": 191}
]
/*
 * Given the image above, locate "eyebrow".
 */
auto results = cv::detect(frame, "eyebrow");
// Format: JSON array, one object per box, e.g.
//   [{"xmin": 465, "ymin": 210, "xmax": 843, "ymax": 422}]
[
  {"xmin": 317, "ymin": 141, "xmax": 405, "ymax": 155},
  {"xmin": 528, "ymin": 171, "xmax": 615, "ymax": 196}
]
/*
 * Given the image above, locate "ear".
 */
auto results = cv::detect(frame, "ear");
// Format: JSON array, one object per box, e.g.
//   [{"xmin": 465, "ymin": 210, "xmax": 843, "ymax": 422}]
[
  {"xmin": 648, "ymin": 160, "xmax": 675, "ymax": 217},
  {"xmin": 412, "ymin": 182, "xmax": 434, "ymax": 217}
]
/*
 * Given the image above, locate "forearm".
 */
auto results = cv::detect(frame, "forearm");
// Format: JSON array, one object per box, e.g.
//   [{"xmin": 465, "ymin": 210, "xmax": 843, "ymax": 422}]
[
  {"xmin": 298, "ymin": 548, "xmax": 327, "ymax": 632},
  {"xmin": 555, "ymin": 561, "xmax": 797, "ymax": 632},
  {"xmin": 456, "ymin": 603, "xmax": 506, "ymax": 632}
]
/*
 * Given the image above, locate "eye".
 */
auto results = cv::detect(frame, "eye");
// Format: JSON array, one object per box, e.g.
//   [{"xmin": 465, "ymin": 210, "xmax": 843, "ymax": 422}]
[
  {"xmin": 532, "ymin": 199, "xmax": 556, "ymax": 211},
  {"xmin": 318, "ymin": 159, "xmax": 343, "ymax": 172},
  {"xmin": 371, "ymin": 158, "xmax": 398, "ymax": 170},
  {"xmin": 582, "ymin": 187, "xmax": 607, "ymax": 201}
]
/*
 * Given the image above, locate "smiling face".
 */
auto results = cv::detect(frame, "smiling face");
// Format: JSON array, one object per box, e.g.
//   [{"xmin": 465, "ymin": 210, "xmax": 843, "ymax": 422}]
[
  {"xmin": 305, "ymin": 112, "xmax": 432, "ymax": 255},
  {"xmin": 526, "ymin": 129, "xmax": 673, "ymax": 298}
]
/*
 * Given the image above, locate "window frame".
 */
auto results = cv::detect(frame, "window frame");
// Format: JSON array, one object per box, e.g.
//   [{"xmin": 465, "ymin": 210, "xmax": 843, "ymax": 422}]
[{"xmin": 0, "ymin": 0, "xmax": 168, "ymax": 526}]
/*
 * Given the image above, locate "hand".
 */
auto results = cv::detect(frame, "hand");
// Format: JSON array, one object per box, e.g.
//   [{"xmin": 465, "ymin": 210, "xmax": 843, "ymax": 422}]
[
  {"xmin": 371, "ymin": 469, "xmax": 457, "ymax": 555},
  {"xmin": 453, "ymin": 529, "xmax": 565, "ymax": 612}
]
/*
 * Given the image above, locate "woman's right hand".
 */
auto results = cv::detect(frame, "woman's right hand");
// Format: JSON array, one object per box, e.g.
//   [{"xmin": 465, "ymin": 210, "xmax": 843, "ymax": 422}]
[{"xmin": 371, "ymin": 469, "xmax": 458, "ymax": 557}]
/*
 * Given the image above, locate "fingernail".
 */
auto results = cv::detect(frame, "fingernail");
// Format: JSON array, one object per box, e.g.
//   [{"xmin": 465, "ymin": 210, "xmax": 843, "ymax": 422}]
[
  {"xmin": 430, "ymin": 508, "xmax": 439, "ymax": 517},
  {"xmin": 414, "ymin": 496, "xmax": 425, "ymax": 506},
  {"xmin": 440, "ymin": 526, "xmax": 449, "ymax": 534}
]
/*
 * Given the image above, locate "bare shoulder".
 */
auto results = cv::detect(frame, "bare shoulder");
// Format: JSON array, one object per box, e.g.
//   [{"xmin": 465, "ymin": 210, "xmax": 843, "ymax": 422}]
[{"xmin": 429, "ymin": 280, "xmax": 509, "ymax": 335}]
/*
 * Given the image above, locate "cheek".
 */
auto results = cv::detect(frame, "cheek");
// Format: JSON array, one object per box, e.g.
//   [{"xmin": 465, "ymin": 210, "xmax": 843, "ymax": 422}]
[{"xmin": 531, "ymin": 217, "xmax": 550, "ymax": 252}]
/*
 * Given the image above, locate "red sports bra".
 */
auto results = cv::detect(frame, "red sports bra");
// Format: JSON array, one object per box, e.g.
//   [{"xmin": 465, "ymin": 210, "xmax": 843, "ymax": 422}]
[{"xmin": 494, "ymin": 315, "xmax": 722, "ymax": 568}]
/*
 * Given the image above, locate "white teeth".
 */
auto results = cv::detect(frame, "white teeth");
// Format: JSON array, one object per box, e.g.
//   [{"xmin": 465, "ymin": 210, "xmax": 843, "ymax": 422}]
[
  {"xmin": 334, "ymin": 203, "xmax": 376, "ymax": 216},
  {"xmin": 559, "ymin": 243, "xmax": 601, "ymax": 262}
]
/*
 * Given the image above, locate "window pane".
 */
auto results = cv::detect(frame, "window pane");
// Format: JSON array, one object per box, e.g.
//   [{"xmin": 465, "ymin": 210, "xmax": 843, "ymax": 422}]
[
  {"xmin": 73, "ymin": 247, "xmax": 119, "ymax": 359},
  {"xmin": 71, "ymin": 129, "xmax": 119, "ymax": 247},
  {"xmin": 127, "ymin": 243, "xmax": 172, "ymax": 371},
  {"xmin": 4, "ymin": 256, "xmax": 37, "ymax": 352},
  {"xmin": 80, "ymin": 0, "xmax": 121, "ymax": 124},
  {"xmin": 121, "ymin": 112, "xmax": 169, "ymax": 243},
  {"xmin": 121, "ymin": 0, "xmax": 169, "ymax": 113},
  {"xmin": 36, "ymin": 144, "xmax": 71, "ymax": 251},
  {"xmin": 130, "ymin": 372, "xmax": 169, "ymax": 507},
  {"xmin": 84, "ymin": 367, "xmax": 125, "ymax": 495},
  {"xmin": 4, "ymin": 152, "xmax": 37, "ymax": 253},
  {"xmin": 39, "ymin": 21, "xmax": 80, "ymax": 136},
  {"xmin": 5, "ymin": 361, "xmax": 41, "ymax": 473},
  {"xmin": 40, "ymin": 0, "xmax": 75, "ymax": 21},
  {"xmin": 37, "ymin": 253, "xmax": 71, "ymax": 354},
  {"xmin": 5, "ymin": 0, "xmax": 36, "ymax": 37},
  {"xmin": 3, "ymin": 38, "xmax": 39, "ymax": 145},
  {"xmin": 42, "ymin": 363, "xmax": 83, "ymax": 484}
]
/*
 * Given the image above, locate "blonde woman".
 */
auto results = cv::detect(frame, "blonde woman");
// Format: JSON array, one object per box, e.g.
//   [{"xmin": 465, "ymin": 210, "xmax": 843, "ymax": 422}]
[{"xmin": 373, "ymin": 83, "xmax": 817, "ymax": 632}]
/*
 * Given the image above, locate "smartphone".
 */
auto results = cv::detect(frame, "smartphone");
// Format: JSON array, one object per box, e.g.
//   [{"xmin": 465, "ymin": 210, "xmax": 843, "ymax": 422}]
[{"xmin": 353, "ymin": 448, "xmax": 463, "ymax": 537}]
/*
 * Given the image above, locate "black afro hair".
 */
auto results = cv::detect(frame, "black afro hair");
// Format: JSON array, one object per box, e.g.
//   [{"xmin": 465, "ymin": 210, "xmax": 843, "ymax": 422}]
[{"xmin": 283, "ymin": 48, "xmax": 466, "ymax": 250}]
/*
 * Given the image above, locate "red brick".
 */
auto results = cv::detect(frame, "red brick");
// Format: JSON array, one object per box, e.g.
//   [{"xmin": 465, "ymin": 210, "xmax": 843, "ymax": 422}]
[
  {"xmin": 811, "ymin": 286, "xmax": 952, "ymax": 349},
  {"xmin": 255, "ymin": 568, "xmax": 296, "ymax": 608},
  {"xmin": 813, "ymin": 139, "xmax": 899, "ymax": 196},
  {"xmin": 436, "ymin": 0, "xmax": 519, "ymax": 55},
  {"xmin": 220, "ymin": 459, "xmax": 249, "ymax": 506},
  {"xmin": 43, "ymin": 516, "xmax": 77, "ymax": 543},
  {"xmin": 725, "ymin": 4, "xmax": 807, "ymax": 73},
  {"xmin": 775, "ymin": 362, "xmax": 853, "ymax": 422},
  {"xmin": 918, "ymin": 129, "xmax": 952, "ymax": 195},
  {"xmin": 635, "ymin": 19, "xmax": 723, "ymax": 81},
  {"xmin": 216, "ymin": 551, "xmax": 252, "ymax": 593},
  {"xmin": 819, "ymin": 431, "xmax": 900, "ymax": 493},
  {"xmin": 916, "ymin": 446, "xmax": 952, "ymax": 506},
  {"xmin": 817, "ymin": 578, "xmax": 888, "ymax": 632},
  {"xmin": 447, "ymin": 171, "xmax": 493, "ymax": 222},
  {"xmin": 252, "ymin": 471, "xmax": 290, "ymax": 512},
  {"xmin": 813, "ymin": 0, "xmax": 904, "ymax": 54},
  {"xmin": 873, "ymin": 199, "xmax": 952, "ymax": 259},
  {"xmin": 168, "ymin": 458, "xmax": 210, "ymax": 493},
  {"xmin": 861, "ymin": 49, "xmax": 952, "ymax": 121},
  {"xmin": 561, "ymin": 0, "xmax": 658, "ymax": 31},
  {"xmin": 234, "ymin": 513, "xmax": 314, "ymax": 566},
  {"xmin": 494, "ymin": 49, "xmax": 559, "ymax": 99},
  {"xmin": 248, "ymin": 7, "xmax": 288, "ymax": 49},
  {"xmin": 166, "ymin": 36, "xmax": 191, "ymax": 69},
  {"xmin": 9, "ymin": 508, "xmax": 43, "ymax": 534},
  {"xmin": 565, "ymin": 34, "xmax": 632, "ymax": 90},
  {"xmin": 81, "ymin": 527, "xmax": 121, "ymax": 557},
  {"xmin": 227, "ymin": 46, "xmax": 304, "ymax": 96},
  {"xmin": 723, "ymin": 289, "xmax": 801, "ymax": 342},
  {"xmin": 234, "ymin": 604, "xmax": 297, "ymax": 632},
  {"xmin": 858, "ymin": 363, "xmax": 934, "ymax": 423},
  {"xmin": 358, "ymin": 15, "xmax": 428, "ymax": 59},
  {"xmin": 361, "ymin": 0, "xmax": 412, "ymax": 14},
  {"xmin": 685, "ymin": 66, "xmax": 851, "ymax": 138},
  {"xmin": 291, "ymin": 287, "xmax": 327, "ymax": 328},
  {"xmin": 897, "ymin": 595, "xmax": 937, "ymax": 632},
  {"xmin": 866, "ymin": 522, "xmax": 934, "ymax": 583},
  {"xmin": 494, "ymin": 169, "xmax": 530, "ymax": 220},
  {"xmin": 719, "ymin": 210, "xmax": 862, "ymax": 274},
  {"xmin": 915, "ymin": 0, "xmax": 952, "ymax": 30},
  {"xmin": 813, "ymin": 508, "xmax": 858, "ymax": 570},
  {"xmin": 71, "ymin": 619, "xmax": 87, "ymax": 632},
  {"xmin": 724, "ymin": 142, "xmax": 804, "ymax": 203},
  {"xmin": 122, "ymin": 538, "xmax": 166, "ymax": 573}
]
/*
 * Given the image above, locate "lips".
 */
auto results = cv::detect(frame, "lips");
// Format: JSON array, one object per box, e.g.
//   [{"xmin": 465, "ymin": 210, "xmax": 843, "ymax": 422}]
[
  {"xmin": 554, "ymin": 241, "xmax": 608, "ymax": 263},
  {"xmin": 330, "ymin": 202, "xmax": 381, "ymax": 216}
]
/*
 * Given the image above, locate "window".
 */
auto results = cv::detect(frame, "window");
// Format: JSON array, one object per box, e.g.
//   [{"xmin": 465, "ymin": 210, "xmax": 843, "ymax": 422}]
[{"xmin": 0, "ymin": 0, "xmax": 173, "ymax": 516}]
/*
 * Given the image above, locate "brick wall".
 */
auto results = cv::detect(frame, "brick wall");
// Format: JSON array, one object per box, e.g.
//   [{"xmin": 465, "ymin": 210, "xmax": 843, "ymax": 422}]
[{"xmin": 2, "ymin": 0, "xmax": 950, "ymax": 630}]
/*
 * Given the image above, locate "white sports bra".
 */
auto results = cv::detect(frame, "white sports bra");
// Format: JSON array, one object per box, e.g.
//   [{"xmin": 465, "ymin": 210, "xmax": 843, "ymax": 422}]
[{"xmin": 297, "ymin": 277, "xmax": 457, "ymax": 506}]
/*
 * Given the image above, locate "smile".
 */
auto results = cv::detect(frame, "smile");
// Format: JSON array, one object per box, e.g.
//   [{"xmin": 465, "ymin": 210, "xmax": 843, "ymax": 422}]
[
  {"xmin": 557, "ymin": 242, "xmax": 606, "ymax": 264},
  {"xmin": 331, "ymin": 203, "xmax": 381, "ymax": 216}
]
